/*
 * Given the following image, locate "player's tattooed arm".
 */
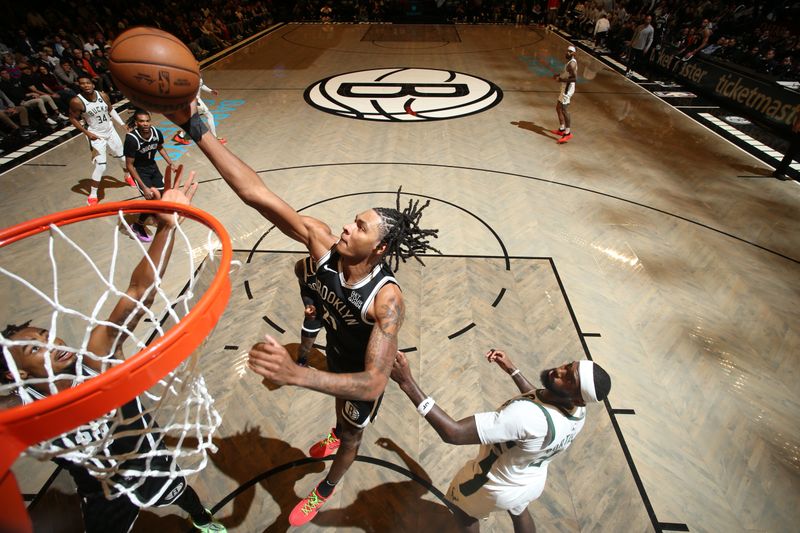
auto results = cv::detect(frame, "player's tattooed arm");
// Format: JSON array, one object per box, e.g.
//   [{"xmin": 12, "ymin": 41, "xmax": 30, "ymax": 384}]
[{"xmin": 297, "ymin": 285, "xmax": 403, "ymax": 400}]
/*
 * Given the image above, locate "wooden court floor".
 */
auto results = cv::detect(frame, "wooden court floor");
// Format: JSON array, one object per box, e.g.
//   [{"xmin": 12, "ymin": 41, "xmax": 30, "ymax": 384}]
[{"xmin": 3, "ymin": 24, "xmax": 799, "ymax": 533}]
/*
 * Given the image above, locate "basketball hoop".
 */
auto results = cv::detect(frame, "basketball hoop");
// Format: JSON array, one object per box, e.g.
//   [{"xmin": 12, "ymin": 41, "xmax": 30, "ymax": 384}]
[{"xmin": 0, "ymin": 201, "xmax": 232, "ymax": 533}]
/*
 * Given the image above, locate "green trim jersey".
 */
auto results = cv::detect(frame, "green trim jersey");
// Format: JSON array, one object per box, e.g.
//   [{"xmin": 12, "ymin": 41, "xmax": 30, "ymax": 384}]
[{"xmin": 446, "ymin": 390, "xmax": 586, "ymax": 518}]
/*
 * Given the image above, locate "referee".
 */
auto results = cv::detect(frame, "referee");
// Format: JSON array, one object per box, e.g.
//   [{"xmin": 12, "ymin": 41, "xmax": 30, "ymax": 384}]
[{"xmin": 124, "ymin": 109, "xmax": 177, "ymax": 242}]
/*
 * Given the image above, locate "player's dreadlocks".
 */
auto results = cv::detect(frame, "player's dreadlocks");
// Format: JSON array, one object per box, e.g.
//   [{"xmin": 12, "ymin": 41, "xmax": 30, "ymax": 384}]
[
  {"xmin": 374, "ymin": 188, "xmax": 441, "ymax": 272},
  {"xmin": 1, "ymin": 321, "xmax": 31, "ymax": 383}
]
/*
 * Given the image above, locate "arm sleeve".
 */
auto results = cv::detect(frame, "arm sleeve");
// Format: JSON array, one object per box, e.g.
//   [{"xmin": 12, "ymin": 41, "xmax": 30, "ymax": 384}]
[
  {"xmin": 110, "ymin": 108, "xmax": 124, "ymax": 126},
  {"xmin": 474, "ymin": 400, "xmax": 548, "ymax": 445},
  {"xmin": 200, "ymin": 84, "xmax": 213, "ymax": 93}
]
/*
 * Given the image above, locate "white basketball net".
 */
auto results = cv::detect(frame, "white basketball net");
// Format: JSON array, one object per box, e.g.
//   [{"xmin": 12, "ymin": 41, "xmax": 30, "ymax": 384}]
[{"xmin": 0, "ymin": 210, "xmax": 224, "ymax": 506}]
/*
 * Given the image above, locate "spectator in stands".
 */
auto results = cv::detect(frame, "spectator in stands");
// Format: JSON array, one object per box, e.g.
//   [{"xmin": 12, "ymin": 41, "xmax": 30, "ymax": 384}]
[
  {"xmin": 772, "ymin": 55, "xmax": 796, "ymax": 80},
  {"xmin": 15, "ymin": 29, "xmax": 37, "ymax": 58},
  {"xmin": 761, "ymin": 48, "xmax": 779, "ymax": 75},
  {"xmin": 18, "ymin": 63, "xmax": 70, "ymax": 112},
  {"xmin": 594, "ymin": 11, "xmax": 610, "ymax": 50},
  {"xmin": 33, "ymin": 64, "xmax": 77, "ymax": 109},
  {"xmin": 54, "ymin": 60, "xmax": 80, "ymax": 93},
  {"xmin": 0, "ymin": 68, "xmax": 68, "ymax": 127},
  {"xmin": 51, "ymin": 35, "xmax": 67, "ymax": 59},
  {"xmin": 626, "ymin": 14, "xmax": 654, "ymax": 77},
  {"xmin": 531, "ymin": 1, "xmax": 544, "ymax": 25},
  {"xmin": 0, "ymin": 89, "xmax": 37, "ymax": 139},
  {"xmin": 83, "ymin": 36, "xmax": 101, "ymax": 54},
  {"xmin": 89, "ymin": 49, "xmax": 117, "ymax": 97},
  {"xmin": 684, "ymin": 18, "xmax": 714, "ymax": 60},
  {"xmin": 2, "ymin": 53, "xmax": 21, "ymax": 79},
  {"xmin": 40, "ymin": 46, "xmax": 60, "ymax": 70}
]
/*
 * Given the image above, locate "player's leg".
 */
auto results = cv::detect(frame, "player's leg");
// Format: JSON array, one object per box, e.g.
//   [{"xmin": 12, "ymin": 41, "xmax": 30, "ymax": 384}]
[
  {"xmin": 130, "ymin": 166, "xmax": 164, "ymax": 242},
  {"xmin": 80, "ymin": 492, "xmax": 140, "ymax": 533},
  {"xmin": 107, "ymin": 129, "xmax": 131, "ymax": 182},
  {"xmin": 198, "ymin": 98, "xmax": 225, "ymax": 143},
  {"xmin": 509, "ymin": 508, "xmax": 536, "ymax": 533},
  {"xmin": 557, "ymin": 98, "xmax": 573, "ymax": 143},
  {"xmin": 291, "ymin": 396, "xmax": 381, "ymax": 526},
  {"xmin": 172, "ymin": 484, "xmax": 226, "ymax": 531},
  {"xmin": 453, "ymin": 505, "xmax": 481, "ymax": 532},
  {"xmin": 553, "ymin": 101, "xmax": 566, "ymax": 136},
  {"xmin": 297, "ymin": 287, "xmax": 322, "ymax": 366},
  {"xmin": 87, "ymin": 139, "xmax": 107, "ymax": 205}
]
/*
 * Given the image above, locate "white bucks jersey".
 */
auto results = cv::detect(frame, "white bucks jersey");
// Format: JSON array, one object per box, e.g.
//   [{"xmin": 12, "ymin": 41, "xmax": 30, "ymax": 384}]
[
  {"xmin": 78, "ymin": 91, "xmax": 114, "ymax": 135},
  {"xmin": 458, "ymin": 391, "xmax": 586, "ymax": 495}
]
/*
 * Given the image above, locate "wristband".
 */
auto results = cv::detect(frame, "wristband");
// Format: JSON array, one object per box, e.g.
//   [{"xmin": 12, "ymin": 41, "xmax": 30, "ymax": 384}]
[
  {"xmin": 510, "ymin": 369, "xmax": 521, "ymax": 377},
  {"xmin": 178, "ymin": 113, "xmax": 208, "ymax": 143},
  {"xmin": 416, "ymin": 397, "xmax": 435, "ymax": 417}
]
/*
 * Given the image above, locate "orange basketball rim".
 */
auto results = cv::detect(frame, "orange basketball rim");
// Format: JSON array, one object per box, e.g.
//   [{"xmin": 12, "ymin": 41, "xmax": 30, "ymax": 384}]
[{"xmin": 0, "ymin": 201, "xmax": 232, "ymax": 533}]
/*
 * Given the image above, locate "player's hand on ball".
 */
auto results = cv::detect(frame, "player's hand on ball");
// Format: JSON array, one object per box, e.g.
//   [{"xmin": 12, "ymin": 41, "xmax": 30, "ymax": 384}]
[
  {"xmin": 163, "ymin": 99, "xmax": 198, "ymax": 126},
  {"xmin": 390, "ymin": 351, "xmax": 413, "ymax": 386},
  {"xmin": 248, "ymin": 334, "xmax": 300, "ymax": 386}
]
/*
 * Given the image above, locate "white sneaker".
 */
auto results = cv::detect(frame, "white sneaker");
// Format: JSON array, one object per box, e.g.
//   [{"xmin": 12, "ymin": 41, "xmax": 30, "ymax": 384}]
[
  {"xmin": 45, "ymin": 117, "xmax": 57, "ymax": 126},
  {"xmin": 57, "ymin": 113, "xmax": 69, "ymax": 121}
]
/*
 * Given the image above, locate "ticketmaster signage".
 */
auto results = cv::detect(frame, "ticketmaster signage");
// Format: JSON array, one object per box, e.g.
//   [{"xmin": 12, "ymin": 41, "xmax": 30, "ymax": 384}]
[{"xmin": 652, "ymin": 48, "xmax": 800, "ymax": 132}]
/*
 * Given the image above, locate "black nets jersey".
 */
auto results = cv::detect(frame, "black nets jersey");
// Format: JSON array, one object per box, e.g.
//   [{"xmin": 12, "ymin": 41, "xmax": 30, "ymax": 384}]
[
  {"xmin": 312, "ymin": 246, "xmax": 399, "ymax": 373},
  {"xmin": 124, "ymin": 127, "xmax": 164, "ymax": 169},
  {"xmin": 25, "ymin": 366, "xmax": 185, "ymax": 505}
]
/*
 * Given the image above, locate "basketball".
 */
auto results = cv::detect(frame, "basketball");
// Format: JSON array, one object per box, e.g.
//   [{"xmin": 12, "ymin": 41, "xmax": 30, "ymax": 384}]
[{"xmin": 108, "ymin": 27, "xmax": 200, "ymax": 113}]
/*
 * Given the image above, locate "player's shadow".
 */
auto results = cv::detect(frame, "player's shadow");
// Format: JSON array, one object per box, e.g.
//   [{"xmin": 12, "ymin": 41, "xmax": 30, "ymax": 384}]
[
  {"xmin": 71, "ymin": 175, "xmax": 130, "ymax": 200},
  {"xmin": 136, "ymin": 426, "xmax": 327, "ymax": 532},
  {"xmin": 511, "ymin": 120, "xmax": 560, "ymax": 140},
  {"xmin": 729, "ymin": 163, "xmax": 776, "ymax": 179},
  {"xmin": 260, "ymin": 343, "xmax": 327, "ymax": 392},
  {"xmin": 312, "ymin": 438, "xmax": 461, "ymax": 532}
]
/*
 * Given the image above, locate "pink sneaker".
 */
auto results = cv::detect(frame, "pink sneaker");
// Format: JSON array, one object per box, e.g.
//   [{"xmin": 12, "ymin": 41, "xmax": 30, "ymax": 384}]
[
  {"xmin": 125, "ymin": 175, "xmax": 136, "ymax": 187},
  {"xmin": 289, "ymin": 487, "xmax": 331, "ymax": 526},
  {"xmin": 87, "ymin": 197, "xmax": 99, "ymax": 206},
  {"xmin": 308, "ymin": 429, "xmax": 340, "ymax": 458}
]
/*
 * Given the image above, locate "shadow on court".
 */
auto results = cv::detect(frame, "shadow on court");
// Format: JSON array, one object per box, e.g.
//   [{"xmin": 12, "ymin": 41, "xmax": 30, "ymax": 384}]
[
  {"xmin": 511, "ymin": 120, "xmax": 561, "ymax": 141},
  {"xmin": 70, "ymin": 175, "xmax": 130, "ymax": 200},
  {"xmin": 312, "ymin": 438, "xmax": 460, "ymax": 533}
]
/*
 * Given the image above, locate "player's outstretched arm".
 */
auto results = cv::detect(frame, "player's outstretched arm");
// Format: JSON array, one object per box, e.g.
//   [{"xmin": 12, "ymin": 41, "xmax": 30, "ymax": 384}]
[
  {"xmin": 486, "ymin": 349, "xmax": 535, "ymax": 394},
  {"xmin": 87, "ymin": 166, "xmax": 198, "ymax": 361},
  {"xmin": 390, "ymin": 351, "xmax": 481, "ymax": 445},
  {"xmin": 247, "ymin": 285, "xmax": 403, "ymax": 401},
  {"xmin": 163, "ymin": 105, "xmax": 333, "ymax": 256}
]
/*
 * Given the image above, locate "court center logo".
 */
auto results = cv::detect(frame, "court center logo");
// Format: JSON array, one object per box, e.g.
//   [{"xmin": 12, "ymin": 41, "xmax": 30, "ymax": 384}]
[{"xmin": 304, "ymin": 67, "xmax": 503, "ymax": 122}]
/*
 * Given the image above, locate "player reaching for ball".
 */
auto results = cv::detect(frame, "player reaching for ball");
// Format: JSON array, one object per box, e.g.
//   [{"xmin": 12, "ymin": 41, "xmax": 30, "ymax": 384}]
[
  {"xmin": 69, "ymin": 75, "xmax": 134, "ymax": 205},
  {"xmin": 172, "ymin": 78, "xmax": 226, "ymax": 145},
  {"xmin": 163, "ymin": 101, "xmax": 441, "ymax": 526}
]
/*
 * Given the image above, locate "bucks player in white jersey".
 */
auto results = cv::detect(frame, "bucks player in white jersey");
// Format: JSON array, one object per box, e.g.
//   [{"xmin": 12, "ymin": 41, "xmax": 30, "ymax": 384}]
[
  {"xmin": 391, "ymin": 349, "xmax": 611, "ymax": 532},
  {"xmin": 551, "ymin": 45, "xmax": 578, "ymax": 144},
  {"xmin": 172, "ymin": 78, "xmax": 226, "ymax": 145},
  {"xmin": 68, "ymin": 76, "xmax": 133, "ymax": 205}
]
